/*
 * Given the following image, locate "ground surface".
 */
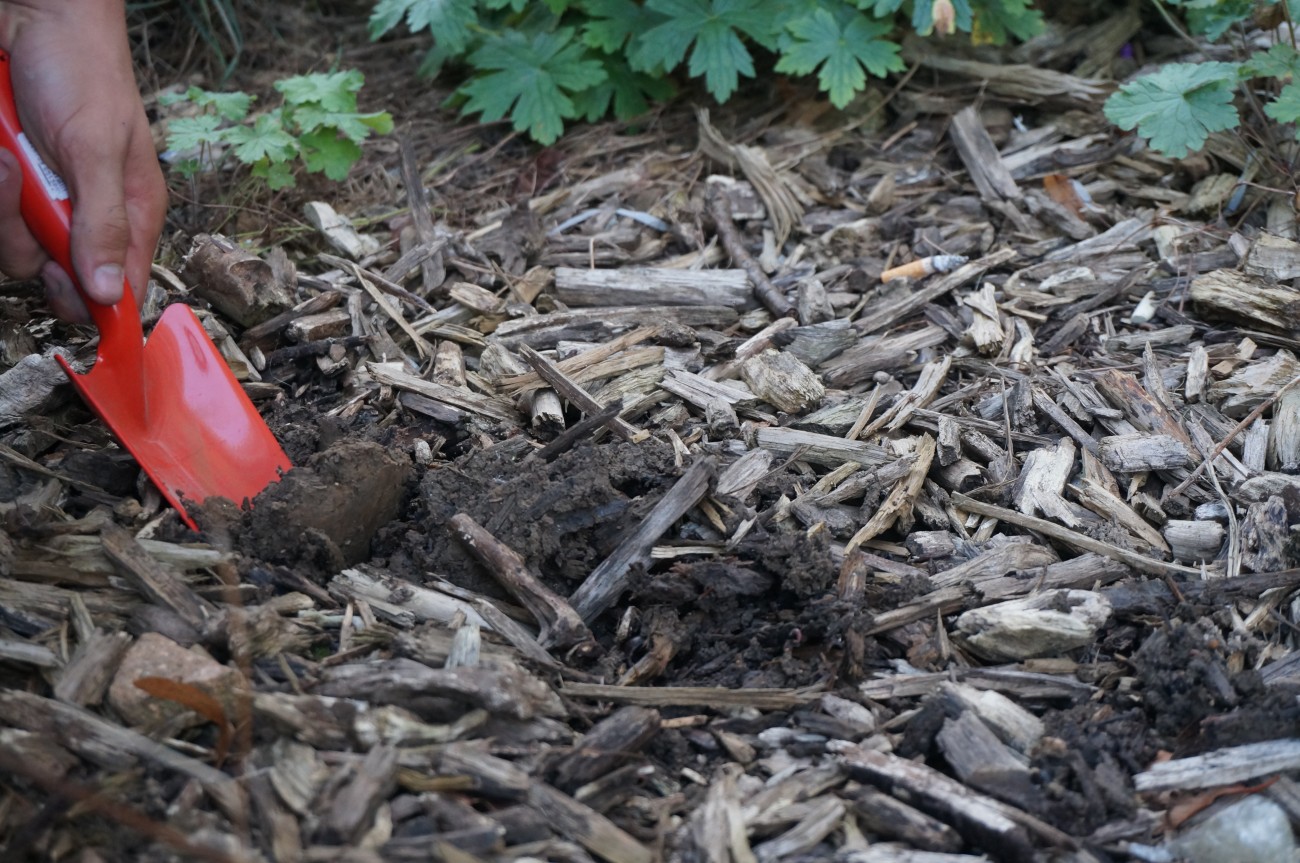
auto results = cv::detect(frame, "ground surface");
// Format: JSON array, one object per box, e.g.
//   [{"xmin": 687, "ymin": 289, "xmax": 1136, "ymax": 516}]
[{"xmin": 3, "ymin": 4, "xmax": 1300, "ymax": 863}]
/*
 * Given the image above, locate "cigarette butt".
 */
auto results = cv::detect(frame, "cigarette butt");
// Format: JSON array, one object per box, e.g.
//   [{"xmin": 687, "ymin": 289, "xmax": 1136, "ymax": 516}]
[{"xmin": 880, "ymin": 254, "xmax": 968, "ymax": 283}]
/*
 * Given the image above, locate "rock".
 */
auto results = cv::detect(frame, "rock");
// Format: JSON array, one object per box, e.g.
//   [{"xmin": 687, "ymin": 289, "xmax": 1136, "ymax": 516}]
[
  {"xmin": 108, "ymin": 633, "xmax": 243, "ymax": 727},
  {"xmin": 1168, "ymin": 796, "xmax": 1296, "ymax": 863}
]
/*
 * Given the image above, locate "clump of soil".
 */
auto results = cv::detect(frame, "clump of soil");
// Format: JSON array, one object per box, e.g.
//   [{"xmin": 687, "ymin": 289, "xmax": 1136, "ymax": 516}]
[
  {"xmin": 410, "ymin": 438, "xmax": 679, "ymax": 596},
  {"xmin": 195, "ymin": 440, "xmax": 411, "ymax": 569}
]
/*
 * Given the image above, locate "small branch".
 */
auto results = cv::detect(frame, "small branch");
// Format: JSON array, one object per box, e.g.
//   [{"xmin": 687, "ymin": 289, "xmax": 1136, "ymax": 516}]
[
  {"xmin": 707, "ymin": 183, "xmax": 793, "ymax": 318},
  {"xmin": 517, "ymin": 344, "xmax": 647, "ymax": 442},
  {"xmin": 449, "ymin": 513, "xmax": 592, "ymax": 651},
  {"xmin": 952, "ymin": 493, "xmax": 1202, "ymax": 576}
]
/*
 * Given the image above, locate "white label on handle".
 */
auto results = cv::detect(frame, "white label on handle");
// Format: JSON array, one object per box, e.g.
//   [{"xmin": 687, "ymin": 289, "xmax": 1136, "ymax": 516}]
[{"xmin": 17, "ymin": 132, "xmax": 68, "ymax": 201}]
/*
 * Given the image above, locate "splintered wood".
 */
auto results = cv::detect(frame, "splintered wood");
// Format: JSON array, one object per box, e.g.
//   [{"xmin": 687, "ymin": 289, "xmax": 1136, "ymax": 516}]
[{"xmin": 13, "ymin": 19, "xmax": 1300, "ymax": 863}]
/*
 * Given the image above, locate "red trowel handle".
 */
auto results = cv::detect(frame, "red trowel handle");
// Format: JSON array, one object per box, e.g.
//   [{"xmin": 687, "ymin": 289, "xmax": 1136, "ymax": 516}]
[{"xmin": 0, "ymin": 50, "xmax": 143, "ymax": 362}]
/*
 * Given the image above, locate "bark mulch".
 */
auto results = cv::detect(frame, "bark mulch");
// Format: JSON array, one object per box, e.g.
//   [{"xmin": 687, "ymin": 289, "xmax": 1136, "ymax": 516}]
[{"xmin": 4, "ymin": 8, "xmax": 1300, "ymax": 863}]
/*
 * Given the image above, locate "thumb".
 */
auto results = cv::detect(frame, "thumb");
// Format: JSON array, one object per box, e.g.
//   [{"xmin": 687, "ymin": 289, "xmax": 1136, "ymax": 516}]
[{"xmin": 66, "ymin": 148, "xmax": 132, "ymax": 308}]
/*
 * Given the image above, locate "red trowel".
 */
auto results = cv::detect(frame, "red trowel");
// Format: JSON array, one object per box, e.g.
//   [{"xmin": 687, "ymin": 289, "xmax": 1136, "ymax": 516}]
[{"xmin": 0, "ymin": 51, "xmax": 290, "ymax": 529}]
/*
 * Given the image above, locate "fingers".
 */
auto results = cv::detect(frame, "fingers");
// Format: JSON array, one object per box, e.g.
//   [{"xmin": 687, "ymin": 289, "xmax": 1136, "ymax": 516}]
[
  {"xmin": 40, "ymin": 260, "xmax": 88, "ymax": 324},
  {"xmin": 122, "ymin": 132, "xmax": 168, "ymax": 311},
  {"xmin": 63, "ymin": 117, "xmax": 166, "ymax": 313},
  {"xmin": 0, "ymin": 147, "xmax": 86, "ymax": 322},
  {"xmin": 0, "ymin": 147, "xmax": 48, "ymax": 282}
]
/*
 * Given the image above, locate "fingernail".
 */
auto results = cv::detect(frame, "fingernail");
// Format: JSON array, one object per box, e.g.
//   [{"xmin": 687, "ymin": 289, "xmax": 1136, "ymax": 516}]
[{"xmin": 91, "ymin": 264, "xmax": 124, "ymax": 304}]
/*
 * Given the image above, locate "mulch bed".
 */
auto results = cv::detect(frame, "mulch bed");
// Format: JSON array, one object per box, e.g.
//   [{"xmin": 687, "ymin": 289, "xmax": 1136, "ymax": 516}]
[{"xmin": 4, "ymin": 7, "xmax": 1300, "ymax": 862}]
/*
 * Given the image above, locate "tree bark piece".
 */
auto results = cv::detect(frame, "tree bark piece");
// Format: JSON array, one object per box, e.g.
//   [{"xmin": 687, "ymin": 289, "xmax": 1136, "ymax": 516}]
[
  {"xmin": 449, "ymin": 513, "xmax": 591, "ymax": 651},
  {"xmin": 555, "ymin": 266, "xmax": 752, "ymax": 308},
  {"xmin": 570, "ymin": 457, "xmax": 715, "ymax": 621},
  {"xmin": 0, "ymin": 689, "xmax": 246, "ymax": 820},
  {"xmin": 952, "ymin": 493, "xmax": 1202, "ymax": 576},
  {"xmin": 948, "ymin": 106, "xmax": 1021, "ymax": 203},
  {"xmin": 706, "ymin": 181, "xmax": 793, "ymax": 317},
  {"xmin": 101, "ymin": 522, "xmax": 216, "ymax": 633},
  {"xmin": 841, "ymin": 746, "xmax": 1035, "ymax": 863},
  {"xmin": 550, "ymin": 705, "xmax": 661, "ymax": 791},
  {"xmin": 519, "ymin": 344, "xmax": 648, "ymax": 443},
  {"xmin": 528, "ymin": 782, "xmax": 653, "ymax": 863}
]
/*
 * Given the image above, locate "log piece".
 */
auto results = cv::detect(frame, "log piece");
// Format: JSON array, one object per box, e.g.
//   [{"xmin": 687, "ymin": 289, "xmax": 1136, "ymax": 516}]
[
  {"xmin": 840, "ymin": 745, "xmax": 1035, "ymax": 863},
  {"xmin": 554, "ymin": 266, "xmax": 753, "ymax": 308},
  {"xmin": 449, "ymin": 512, "xmax": 591, "ymax": 650}
]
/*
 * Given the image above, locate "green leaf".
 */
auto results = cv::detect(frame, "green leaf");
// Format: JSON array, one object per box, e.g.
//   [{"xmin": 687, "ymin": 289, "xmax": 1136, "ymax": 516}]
[
  {"xmin": 867, "ymin": 0, "xmax": 905, "ymax": 13},
  {"xmin": 369, "ymin": 0, "xmax": 478, "ymax": 52},
  {"xmin": 776, "ymin": 7, "xmax": 903, "ymax": 108},
  {"xmin": 223, "ymin": 114, "xmax": 299, "ymax": 164},
  {"xmin": 1183, "ymin": 0, "xmax": 1254, "ymax": 39},
  {"xmin": 1243, "ymin": 43, "xmax": 1300, "ymax": 80},
  {"xmin": 274, "ymin": 70, "xmax": 364, "ymax": 112},
  {"xmin": 416, "ymin": 39, "xmax": 459, "ymax": 78},
  {"xmin": 572, "ymin": 56, "xmax": 676, "ymax": 121},
  {"xmin": 298, "ymin": 129, "xmax": 364, "ymax": 180},
  {"xmin": 631, "ymin": 0, "xmax": 774, "ymax": 101},
  {"xmin": 582, "ymin": 0, "xmax": 665, "ymax": 53},
  {"xmin": 182, "ymin": 86, "xmax": 254, "ymax": 121},
  {"xmin": 1266, "ymin": 82, "xmax": 1300, "ymax": 123},
  {"xmin": 971, "ymin": 0, "xmax": 1041, "ymax": 44},
  {"xmin": 1104, "ymin": 62, "xmax": 1240, "ymax": 158},
  {"xmin": 166, "ymin": 115, "xmax": 225, "ymax": 152},
  {"xmin": 293, "ymin": 106, "xmax": 394, "ymax": 143},
  {"xmin": 251, "ymin": 158, "xmax": 297, "ymax": 190},
  {"xmin": 460, "ymin": 27, "xmax": 606, "ymax": 144}
]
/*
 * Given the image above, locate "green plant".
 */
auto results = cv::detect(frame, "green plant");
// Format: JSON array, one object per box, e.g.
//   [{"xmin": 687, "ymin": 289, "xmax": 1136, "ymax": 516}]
[
  {"xmin": 1104, "ymin": 1, "xmax": 1300, "ymax": 159},
  {"xmin": 368, "ymin": 0, "xmax": 1044, "ymax": 145},
  {"xmin": 163, "ymin": 70, "xmax": 394, "ymax": 189}
]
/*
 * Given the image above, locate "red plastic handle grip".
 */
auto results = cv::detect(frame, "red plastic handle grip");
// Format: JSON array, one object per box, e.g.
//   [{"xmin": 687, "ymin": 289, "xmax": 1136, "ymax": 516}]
[{"xmin": 0, "ymin": 50, "xmax": 142, "ymax": 363}]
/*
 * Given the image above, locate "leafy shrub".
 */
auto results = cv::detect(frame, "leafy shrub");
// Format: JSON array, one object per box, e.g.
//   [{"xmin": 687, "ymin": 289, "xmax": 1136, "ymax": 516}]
[
  {"xmin": 368, "ymin": 0, "xmax": 1044, "ymax": 144},
  {"xmin": 162, "ymin": 70, "xmax": 393, "ymax": 189},
  {"xmin": 1104, "ymin": 0, "xmax": 1300, "ymax": 158}
]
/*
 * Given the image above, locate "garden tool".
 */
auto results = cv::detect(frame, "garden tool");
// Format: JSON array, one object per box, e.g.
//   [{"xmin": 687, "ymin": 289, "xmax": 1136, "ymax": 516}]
[{"xmin": 0, "ymin": 51, "xmax": 291, "ymax": 529}]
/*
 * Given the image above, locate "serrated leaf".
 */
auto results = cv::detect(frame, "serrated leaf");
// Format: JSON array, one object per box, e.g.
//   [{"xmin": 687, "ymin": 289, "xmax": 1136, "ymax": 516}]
[
  {"xmin": 630, "ymin": 0, "xmax": 773, "ymax": 100},
  {"xmin": 1266, "ymin": 82, "xmax": 1300, "ymax": 123},
  {"xmin": 275, "ymin": 70, "xmax": 364, "ymax": 112},
  {"xmin": 181, "ymin": 87, "xmax": 254, "ymax": 121},
  {"xmin": 417, "ymin": 39, "xmax": 458, "ymax": 78},
  {"xmin": 251, "ymin": 158, "xmax": 297, "ymax": 190},
  {"xmin": 1243, "ymin": 43, "xmax": 1300, "ymax": 80},
  {"xmin": 867, "ymin": 0, "xmax": 906, "ymax": 13},
  {"xmin": 776, "ymin": 8, "xmax": 903, "ymax": 108},
  {"xmin": 298, "ymin": 129, "xmax": 363, "ymax": 180},
  {"xmin": 224, "ymin": 114, "xmax": 299, "ymax": 164},
  {"xmin": 293, "ymin": 106, "xmax": 394, "ymax": 143},
  {"xmin": 583, "ymin": 0, "xmax": 665, "ymax": 53},
  {"xmin": 1184, "ymin": 0, "xmax": 1253, "ymax": 39},
  {"xmin": 369, "ymin": 0, "xmax": 477, "ymax": 52},
  {"xmin": 166, "ymin": 115, "xmax": 225, "ymax": 152},
  {"xmin": 970, "ymin": 0, "xmax": 1041, "ymax": 44},
  {"xmin": 688, "ymin": 20, "xmax": 754, "ymax": 101},
  {"xmin": 1104, "ymin": 62, "xmax": 1240, "ymax": 159},
  {"xmin": 461, "ymin": 27, "xmax": 607, "ymax": 144},
  {"xmin": 572, "ymin": 56, "xmax": 676, "ymax": 121}
]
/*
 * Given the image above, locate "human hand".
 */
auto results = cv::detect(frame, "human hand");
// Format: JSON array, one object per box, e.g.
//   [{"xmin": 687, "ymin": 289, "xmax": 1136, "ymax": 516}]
[{"xmin": 0, "ymin": 0, "xmax": 167, "ymax": 323}]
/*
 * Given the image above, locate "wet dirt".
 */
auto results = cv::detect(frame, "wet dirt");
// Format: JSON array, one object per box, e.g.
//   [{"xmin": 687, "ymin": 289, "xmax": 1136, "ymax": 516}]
[{"xmin": 193, "ymin": 439, "xmax": 411, "ymax": 569}]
